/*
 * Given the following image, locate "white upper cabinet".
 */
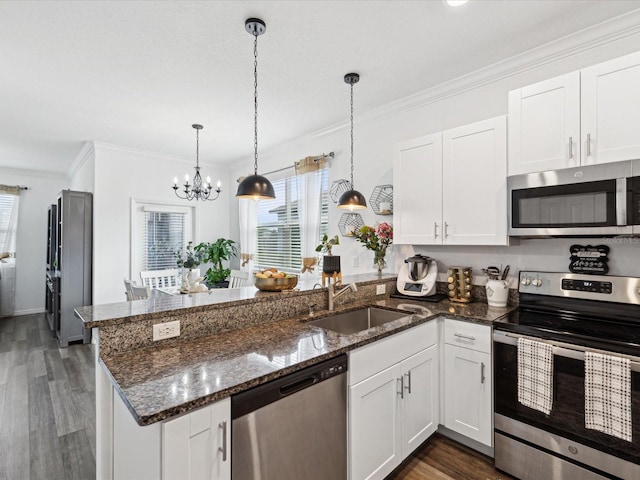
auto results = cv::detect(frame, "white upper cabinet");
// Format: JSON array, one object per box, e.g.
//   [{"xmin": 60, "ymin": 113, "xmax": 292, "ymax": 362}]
[
  {"xmin": 394, "ymin": 133, "xmax": 443, "ymax": 245},
  {"xmin": 581, "ymin": 51, "xmax": 640, "ymax": 166},
  {"xmin": 442, "ymin": 116, "xmax": 507, "ymax": 245},
  {"xmin": 394, "ymin": 116, "xmax": 508, "ymax": 246},
  {"xmin": 509, "ymin": 51, "xmax": 640, "ymax": 175},
  {"xmin": 508, "ymin": 72, "xmax": 580, "ymax": 175}
]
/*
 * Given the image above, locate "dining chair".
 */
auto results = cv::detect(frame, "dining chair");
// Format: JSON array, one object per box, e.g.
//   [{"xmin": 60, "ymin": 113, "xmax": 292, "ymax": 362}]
[
  {"xmin": 140, "ymin": 268, "xmax": 180, "ymax": 289},
  {"xmin": 129, "ymin": 284, "xmax": 151, "ymax": 300},
  {"xmin": 123, "ymin": 279, "xmax": 135, "ymax": 301},
  {"xmin": 228, "ymin": 269, "xmax": 250, "ymax": 288}
]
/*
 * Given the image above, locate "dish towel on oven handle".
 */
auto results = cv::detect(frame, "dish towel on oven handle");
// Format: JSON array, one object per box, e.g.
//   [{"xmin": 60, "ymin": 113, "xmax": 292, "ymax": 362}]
[
  {"xmin": 585, "ymin": 351, "xmax": 632, "ymax": 442},
  {"xmin": 517, "ymin": 337, "xmax": 554, "ymax": 415}
]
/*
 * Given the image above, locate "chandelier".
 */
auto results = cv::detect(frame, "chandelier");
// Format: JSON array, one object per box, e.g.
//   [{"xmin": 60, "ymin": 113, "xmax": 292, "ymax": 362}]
[{"xmin": 173, "ymin": 124, "xmax": 221, "ymax": 201}]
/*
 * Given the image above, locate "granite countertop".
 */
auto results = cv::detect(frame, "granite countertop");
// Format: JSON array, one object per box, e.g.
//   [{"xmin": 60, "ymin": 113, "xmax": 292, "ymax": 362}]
[
  {"xmin": 104, "ymin": 296, "xmax": 515, "ymax": 426},
  {"xmin": 77, "ymin": 272, "xmax": 397, "ymax": 328}
]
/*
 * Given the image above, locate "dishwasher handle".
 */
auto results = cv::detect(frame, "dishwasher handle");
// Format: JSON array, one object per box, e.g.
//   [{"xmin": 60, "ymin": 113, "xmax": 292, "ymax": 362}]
[
  {"xmin": 231, "ymin": 354, "xmax": 348, "ymax": 419},
  {"xmin": 280, "ymin": 375, "xmax": 318, "ymax": 397}
]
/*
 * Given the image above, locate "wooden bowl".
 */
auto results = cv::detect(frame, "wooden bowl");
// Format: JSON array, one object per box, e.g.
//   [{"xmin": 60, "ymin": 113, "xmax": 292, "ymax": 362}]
[{"xmin": 254, "ymin": 274, "xmax": 298, "ymax": 291}]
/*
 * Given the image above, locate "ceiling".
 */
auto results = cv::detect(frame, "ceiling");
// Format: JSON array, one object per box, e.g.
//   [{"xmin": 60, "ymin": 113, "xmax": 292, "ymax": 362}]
[{"xmin": 1, "ymin": 0, "xmax": 639, "ymax": 175}]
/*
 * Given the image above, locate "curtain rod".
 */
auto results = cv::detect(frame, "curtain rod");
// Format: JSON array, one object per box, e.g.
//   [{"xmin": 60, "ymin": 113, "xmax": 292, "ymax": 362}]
[{"xmin": 237, "ymin": 152, "xmax": 334, "ymax": 183}]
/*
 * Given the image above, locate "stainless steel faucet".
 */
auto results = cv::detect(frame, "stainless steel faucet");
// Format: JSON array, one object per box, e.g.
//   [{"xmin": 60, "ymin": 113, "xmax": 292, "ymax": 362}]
[{"xmin": 328, "ymin": 282, "xmax": 358, "ymax": 311}]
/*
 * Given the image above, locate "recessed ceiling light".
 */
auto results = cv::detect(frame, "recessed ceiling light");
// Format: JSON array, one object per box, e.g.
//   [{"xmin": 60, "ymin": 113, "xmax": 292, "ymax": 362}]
[{"xmin": 444, "ymin": 0, "xmax": 469, "ymax": 6}]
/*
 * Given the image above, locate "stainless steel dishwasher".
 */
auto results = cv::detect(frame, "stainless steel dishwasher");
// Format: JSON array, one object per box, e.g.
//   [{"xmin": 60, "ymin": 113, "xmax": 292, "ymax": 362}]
[{"xmin": 232, "ymin": 354, "xmax": 347, "ymax": 480}]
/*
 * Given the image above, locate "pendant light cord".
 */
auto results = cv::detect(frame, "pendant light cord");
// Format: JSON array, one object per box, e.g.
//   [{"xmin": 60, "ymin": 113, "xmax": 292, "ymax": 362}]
[
  {"xmin": 195, "ymin": 128, "xmax": 200, "ymax": 168},
  {"xmin": 350, "ymin": 81, "xmax": 355, "ymax": 189},
  {"xmin": 253, "ymin": 31, "xmax": 259, "ymax": 176}
]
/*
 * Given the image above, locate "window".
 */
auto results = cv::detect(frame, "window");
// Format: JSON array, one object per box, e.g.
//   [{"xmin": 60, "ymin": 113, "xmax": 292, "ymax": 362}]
[
  {"xmin": 0, "ymin": 194, "xmax": 17, "ymax": 253},
  {"xmin": 132, "ymin": 202, "xmax": 193, "ymax": 278},
  {"xmin": 255, "ymin": 169, "xmax": 329, "ymax": 273}
]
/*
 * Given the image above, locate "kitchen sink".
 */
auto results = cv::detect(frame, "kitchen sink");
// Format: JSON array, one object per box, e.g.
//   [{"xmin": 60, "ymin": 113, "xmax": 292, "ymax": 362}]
[{"xmin": 308, "ymin": 307, "xmax": 409, "ymax": 335}]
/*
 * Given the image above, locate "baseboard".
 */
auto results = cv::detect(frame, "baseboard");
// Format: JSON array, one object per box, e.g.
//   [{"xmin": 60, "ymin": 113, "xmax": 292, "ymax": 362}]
[
  {"xmin": 11, "ymin": 307, "xmax": 46, "ymax": 317},
  {"xmin": 437, "ymin": 425, "xmax": 494, "ymax": 458}
]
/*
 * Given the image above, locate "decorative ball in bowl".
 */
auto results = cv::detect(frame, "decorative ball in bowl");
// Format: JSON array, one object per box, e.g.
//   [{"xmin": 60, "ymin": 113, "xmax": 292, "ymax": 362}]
[{"xmin": 254, "ymin": 269, "xmax": 298, "ymax": 291}]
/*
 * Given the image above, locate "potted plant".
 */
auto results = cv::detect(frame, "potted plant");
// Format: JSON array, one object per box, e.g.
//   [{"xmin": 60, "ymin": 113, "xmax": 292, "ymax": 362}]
[
  {"xmin": 195, "ymin": 238, "xmax": 238, "ymax": 288},
  {"xmin": 316, "ymin": 234, "xmax": 341, "ymax": 274},
  {"xmin": 175, "ymin": 241, "xmax": 206, "ymax": 291},
  {"xmin": 175, "ymin": 241, "xmax": 205, "ymax": 270}
]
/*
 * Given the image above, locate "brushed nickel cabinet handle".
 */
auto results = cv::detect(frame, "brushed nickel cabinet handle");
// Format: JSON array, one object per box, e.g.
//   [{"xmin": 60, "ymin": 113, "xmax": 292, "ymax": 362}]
[
  {"xmin": 481, "ymin": 363, "xmax": 486, "ymax": 384},
  {"xmin": 218, "ymin": 421, "xmax": 228, "ymax": 461},
  {"xmin": 404, "ymin": 371, "xmax": 412, "ymax": 394},
  {"xmin": 587, "ymin": 133, "xmax": 592, "ymax": 157},
  {"xmin": 454, "ymin": 332, "xmax": 476, "ymax": 341},
  {"xmin": 568, "ymin": 137, "xmax": 573, "ymax": 159},
  {"xmin": 397, "ymin": 376, "xmax": 404, "ymax": 399},
  {"xmin": 444, "ymin": 222, "xmax": 449, "ymax": 238},
  {"xmin": 434, "ymin": 222, "xmax": 438, "ymax": 238}
]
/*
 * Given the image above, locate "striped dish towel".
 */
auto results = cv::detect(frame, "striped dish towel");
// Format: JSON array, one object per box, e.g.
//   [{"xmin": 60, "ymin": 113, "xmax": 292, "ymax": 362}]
[
  {"xmin": 585, "ymin": 352, "xmax": 632, "ymax": 442},
  {"xmin": 517, "ymin": 337, "xmax": 554, "ymax": 415}
]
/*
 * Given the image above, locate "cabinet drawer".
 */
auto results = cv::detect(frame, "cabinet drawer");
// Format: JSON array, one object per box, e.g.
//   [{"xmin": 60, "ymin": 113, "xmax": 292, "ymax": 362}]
[
  {"xmin": 349, "ymin": 320, "xmax": 437, "ymax": 386},
  {"xmin": 443, "ymin": 318, "xmax": 491, "ymax": 354}
]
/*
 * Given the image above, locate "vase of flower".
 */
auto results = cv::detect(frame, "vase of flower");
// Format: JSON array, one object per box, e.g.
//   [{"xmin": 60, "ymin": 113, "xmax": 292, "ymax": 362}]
[
  {"xmin": 353, "ymin": 222, "xmax": 393, "ymax": 276},
  {"xmin": 373, "ymin": 248, "xmax": 387, "ymax": 275}
]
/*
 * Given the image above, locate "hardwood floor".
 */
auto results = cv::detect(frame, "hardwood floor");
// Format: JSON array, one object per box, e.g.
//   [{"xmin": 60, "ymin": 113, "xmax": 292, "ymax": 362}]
[
  {"xmin": 1, "ymin": 313, "xmax": 511, "ymax": 480},
  {"xmin": 389, "ymin": 433, "xmax": 514, "ymax": 480},
  {"xmin": 0, "ymin": 313, "xmax": 95, "ymax": 480}
]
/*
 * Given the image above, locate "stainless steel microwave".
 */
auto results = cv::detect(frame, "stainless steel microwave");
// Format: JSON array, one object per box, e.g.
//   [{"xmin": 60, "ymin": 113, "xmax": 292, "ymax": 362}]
[{"xmin": 508, "ymin": 160, "xmax": 640, "ymax": 237}]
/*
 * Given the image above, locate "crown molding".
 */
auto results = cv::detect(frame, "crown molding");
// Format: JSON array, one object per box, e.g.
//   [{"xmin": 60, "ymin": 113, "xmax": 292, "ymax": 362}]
[
  {"xmin": 66, "ymin": 141, "xmax": 95, "ymax": 179},
  {"xmin": 0, "ymin": 165, "xmax": 67, "ymax": 181},
  {"xmin": 287, "ymin": 8, "xmax": 640, "ymax": 143},
  {"xmin": 93, "ymin": 141, "xmax": 224, "ymax": 168}
]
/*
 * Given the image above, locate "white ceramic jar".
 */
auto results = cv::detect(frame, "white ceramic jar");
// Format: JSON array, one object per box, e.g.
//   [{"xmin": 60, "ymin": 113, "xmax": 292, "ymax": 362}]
[{"xmin": 486, "ymin": 279, "xmax": 509, "ymax": 307}]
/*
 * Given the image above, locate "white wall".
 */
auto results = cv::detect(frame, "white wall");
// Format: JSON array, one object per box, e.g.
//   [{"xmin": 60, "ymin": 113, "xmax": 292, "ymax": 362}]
[
  {"xmin": 0, "ymin": 167, "xmax": 68, "ymax": 314},
  {"xmin": 230, "ymin": 16, "xmax": 640, "ymax": 284},
  {"xmin": 90, "ymin": 143, "xmax": 231, "ymax": 305}
]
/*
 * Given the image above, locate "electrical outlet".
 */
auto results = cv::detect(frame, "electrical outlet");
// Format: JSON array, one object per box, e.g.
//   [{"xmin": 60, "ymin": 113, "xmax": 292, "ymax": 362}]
[
  {"xmin": 376, "ymin": 284, "xmax": 386, "ymax": 295},
  {"xmin": 153, "ymin": 320, "xmax": 180, "ymax": 341},
  {"xmin": 353, "ymin": 256, "xmax": 359, "ymax": 267}
]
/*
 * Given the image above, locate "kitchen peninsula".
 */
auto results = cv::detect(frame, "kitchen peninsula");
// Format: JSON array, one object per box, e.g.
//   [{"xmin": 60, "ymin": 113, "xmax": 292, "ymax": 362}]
[{"xmin": 76, "ymin": 273, "xmax": 514, "ymax": 480}]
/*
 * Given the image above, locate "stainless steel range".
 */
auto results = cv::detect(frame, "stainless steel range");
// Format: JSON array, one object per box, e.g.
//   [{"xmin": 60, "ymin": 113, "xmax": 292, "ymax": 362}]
[{"xmin": 494, "ymin": 271, "xmax": 640, "ymax": 480}]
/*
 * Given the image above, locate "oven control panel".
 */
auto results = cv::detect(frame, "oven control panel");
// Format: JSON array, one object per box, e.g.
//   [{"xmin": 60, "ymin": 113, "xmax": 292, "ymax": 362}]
[
  {"xmin": 561, "ymin": 279, "xmax": 612, "ymax": 294},
  {"xmin": 519, "ymin": 271, "xmax": 640, "ymax": 305}
]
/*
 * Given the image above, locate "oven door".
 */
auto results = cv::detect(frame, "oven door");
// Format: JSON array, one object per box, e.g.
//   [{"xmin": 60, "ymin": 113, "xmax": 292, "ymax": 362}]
[
  {"xmin": 508, "ymin": 162, "xmax": 633, "ymax": 236},
  {"xmin": 494, "ymin": 330, "xmax": 640, "ymax": 479}
]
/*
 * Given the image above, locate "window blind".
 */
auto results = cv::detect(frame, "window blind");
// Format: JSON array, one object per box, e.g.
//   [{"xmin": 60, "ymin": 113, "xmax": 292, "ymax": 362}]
[
  {"xmin": 141, "ymin": 210, "xmax": 186, "ymax": 271},
  {"xmin": 0, "ymin": 194, "xmax": 17, "ymax": 252},
  {"xmin": 255, "ymin": 169, "xmax": 328, "ymax": 273}
]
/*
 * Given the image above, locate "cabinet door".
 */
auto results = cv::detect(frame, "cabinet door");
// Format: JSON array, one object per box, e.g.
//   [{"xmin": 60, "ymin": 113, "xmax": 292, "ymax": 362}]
[
  {"xmin": 581, "ymin": 51, "xmax": 640, "ymax": 166},
  {"xmin": 350, "ymin": 364, "xmax": 402, "ymax": 480},
  {"xmin": 443, "ymin": 344, "xmax": 492, "ymax": 446},
  {"xmin": 442, "ymin": 116, "xmax": 508, "ymax": 245},
  {"xmin": 163, "ymin": 398, "xmax": 231, "ymax": 480},
  {"xmin": 508, "ymin": 72, "xmax": 580, "ymax": 175},
  {"xmin": 394, "ymin": 133, "xmax": 443, "ymax": 245},
  {"xmin": 401, "ymin": 345, "xmax": 438, "ymax": 457}
]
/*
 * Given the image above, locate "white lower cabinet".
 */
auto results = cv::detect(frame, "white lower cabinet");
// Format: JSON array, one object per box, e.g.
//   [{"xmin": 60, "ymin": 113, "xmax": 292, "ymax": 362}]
[
  {"xmin": 349, "ymin": 322, "xmax": 439, "ymax": 480},
  {"xmin": 163, "ymin": 398, "xmax": 231, "ymax": 480},
  {"xmin": 105, "ymin": 371, "xmax": 230, "ymax": 480},
  {"xmin": 442, "ymin": 319, "xmax": 493, "ymax": 447}
]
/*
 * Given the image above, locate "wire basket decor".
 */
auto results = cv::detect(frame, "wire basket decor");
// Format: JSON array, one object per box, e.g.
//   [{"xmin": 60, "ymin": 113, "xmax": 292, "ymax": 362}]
[
  {"xmin": 369, "ymin": 184, "xmax": 393, "ymax": 215},
  {"xmin": 338, "ymin": 213, "xmax": 365, "ymax": 237},
  {"xmin": 329, "ymin": 179, "xmax": 351, "ymax": 204}
]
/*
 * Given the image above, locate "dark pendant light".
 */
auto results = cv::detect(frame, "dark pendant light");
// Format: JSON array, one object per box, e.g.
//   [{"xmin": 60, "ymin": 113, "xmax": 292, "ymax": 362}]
[
  {"xmin": 338, "ymin": 73, "xmax": 366, "ymax": 210},
  {"xmin": 236, "ymin": 18, "xmax": 276, "ymax": 200}
]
